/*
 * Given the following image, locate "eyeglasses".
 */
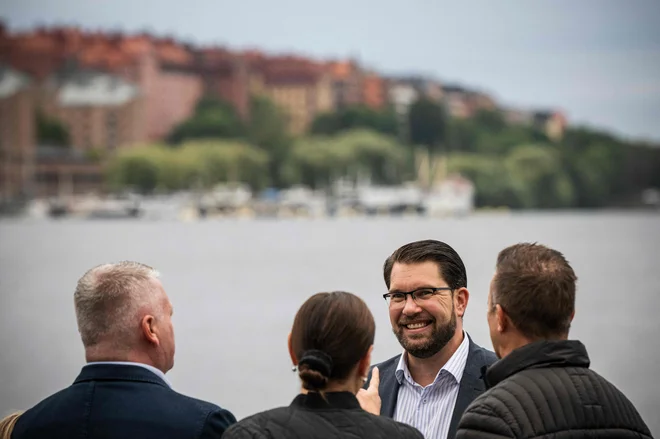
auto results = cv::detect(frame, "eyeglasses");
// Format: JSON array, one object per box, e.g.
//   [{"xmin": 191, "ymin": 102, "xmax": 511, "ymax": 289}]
[{"xmin": 383, "ymin": 287, "xmax": 453, "ymax": 307}]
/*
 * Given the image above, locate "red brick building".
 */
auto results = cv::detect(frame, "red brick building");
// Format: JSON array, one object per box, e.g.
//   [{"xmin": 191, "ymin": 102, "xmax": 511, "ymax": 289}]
[{"xmin": 0, "ymin": 67, "xmax": 35, "ymax": 200}]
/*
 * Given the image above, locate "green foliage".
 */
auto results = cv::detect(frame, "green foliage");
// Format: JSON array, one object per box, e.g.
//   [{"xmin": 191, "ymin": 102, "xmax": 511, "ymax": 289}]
[
  {"xmin": 447, "ymin": 145, "xmax": 575, "ymax": 209},
  {"xmin": 408, "ymin": 98, "xmax": 447, "ymax": 151},
  {"xmin": 447, "ymin": 154, "xmax": 520, "ymax": 208},
  {"xmin": 36, "ymin": 111, "xmax": 70, "ymax": 146},
  {"xmin": 105, "ymin": 140, "xmax": 269, "ymax": 193},
  {"xmin": 246, "ymin": 95, "xmax": 294, "ymax": 188},
  {"xmin": 441, "ymin": 112, "xmax": 660, "ymax": 208},
  {"xmin": 285, "ymin": 129, "xmax": 409, "ymax": 189},
  {"xmin": 105, "ymin": 149, "xmax": 161, "ymax": 193},
  {"xmin": 167, "ymin": 98, "xmax": 245, "ymax": 144},
  {"xmin": 156, "ymin": 93, "xmax": 660, "ymax": 208},
  {"xmin": 504, "ymin": 144, "xmax": 574, "ymax": 208},
  {"xmin": 310, "ymin": 106, "xmax": 399, "ymax": 137}
]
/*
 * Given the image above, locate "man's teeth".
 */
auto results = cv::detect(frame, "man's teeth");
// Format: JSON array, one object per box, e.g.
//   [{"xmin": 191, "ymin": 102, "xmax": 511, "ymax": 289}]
[{"xmin": 406, "ymin": 322, "xmax": 428, "ymax": 329}]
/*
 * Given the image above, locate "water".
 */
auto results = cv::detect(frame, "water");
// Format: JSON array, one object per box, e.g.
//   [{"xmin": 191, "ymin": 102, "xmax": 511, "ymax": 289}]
[{"xmin": 1, "ymin": 212, "xmax": 659, "ymax": 436}]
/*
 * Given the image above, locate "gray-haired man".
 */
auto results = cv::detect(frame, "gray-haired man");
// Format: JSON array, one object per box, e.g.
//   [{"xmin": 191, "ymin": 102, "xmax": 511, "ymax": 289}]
[{"xmin": 12, "ymin": 261, "xmax": 236, "ymax": 439}]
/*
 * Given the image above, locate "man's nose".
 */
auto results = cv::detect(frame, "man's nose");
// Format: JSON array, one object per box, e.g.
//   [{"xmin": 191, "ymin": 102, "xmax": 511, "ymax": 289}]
[{"xmin": 402, "ymin": 295, "xmax": 422, "ymax": 315}]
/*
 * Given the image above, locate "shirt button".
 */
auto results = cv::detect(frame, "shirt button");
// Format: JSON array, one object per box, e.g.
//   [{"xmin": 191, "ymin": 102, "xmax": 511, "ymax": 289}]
[{"xmin": 423, "ymin": 399, "xmax": 427, "ymax": 404}]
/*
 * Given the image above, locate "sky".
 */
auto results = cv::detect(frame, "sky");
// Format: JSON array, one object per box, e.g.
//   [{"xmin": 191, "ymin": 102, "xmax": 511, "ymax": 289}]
[{"xmin": 2, "ymin": 0, "xmax": 660, "ymax": 142}]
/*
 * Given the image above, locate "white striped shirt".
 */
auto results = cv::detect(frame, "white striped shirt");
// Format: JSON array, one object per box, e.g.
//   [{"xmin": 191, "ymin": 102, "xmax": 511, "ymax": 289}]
[{"xmin": 393, "ymin": 332, "xmax": 470, "ymax": 439}]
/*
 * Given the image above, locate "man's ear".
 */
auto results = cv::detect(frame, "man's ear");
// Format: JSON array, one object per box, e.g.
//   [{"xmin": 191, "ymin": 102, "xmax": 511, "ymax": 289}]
[
  {"xmin": 455, "ymin": 287, "xmax": 469, "ymax": 318},
  {"xmin": 287, "ymin": 332, "xmax": 297, "ymax": 365},
  {"xmin": 141, "ymin": 315, "xmax": 159, "ymax": 345},
  {"xmin": 495, "ymin": 304, "xmax": 508, "ymax": 333}
]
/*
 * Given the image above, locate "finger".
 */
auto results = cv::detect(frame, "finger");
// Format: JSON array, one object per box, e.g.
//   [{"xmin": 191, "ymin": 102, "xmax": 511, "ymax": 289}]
[{"xmin": 369, "ymin": 367, "xmax": 380, "ymax": 391}]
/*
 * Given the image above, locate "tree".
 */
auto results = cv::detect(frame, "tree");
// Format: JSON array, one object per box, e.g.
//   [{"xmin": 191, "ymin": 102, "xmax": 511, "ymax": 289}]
[
  {"xmin": 408, "ymin": 98, "xmax": 449, "ymax": 187},
  {"xmin": 505, "ymin": 144, "xmax": 575, "ymax": 208},
  {"xmin": 106, "ymin": 150, "xmax": 160, "ymax": 193},
  {"xmin": 472, "ymin": 109, "xmax": 507, "ymax": 133},
  {"xmin": 246, "ymin": 95, "xmax": 293, "ymax": 188},
  {"xmin": 310, "ymin": 106, "xmax": 399, "ymax": 137},
  {"xmin": 36, "ymin": 111, "xmax": 70, "ymax": 146},
  {"xmin": 105, "ymin": 141, "xmax": 269, "ymax": 193},
  {"xmin": 181, "ymin": 140, "xmax": 269, "ymax": 190},
  {"xmin": 559, "ymin": 127, "xmax": 626, "ymax": 207},
  {"xmin": 336, "ymin": 129, "xmax": 409, "ymax": 185},
  {"xmin": 284, "ymin": 129, "xmax": 409, "ymax": 189},
  {"xmin": 167, "ymin": 98, "xmax": 245, "ymax": 144},
  {"xmin": 447, "ymin": 153, "xmax": 521, "ymax": 207},
  {"xmin": 408, "ymin": 98, "xmax": 447, "ymax": 151}
]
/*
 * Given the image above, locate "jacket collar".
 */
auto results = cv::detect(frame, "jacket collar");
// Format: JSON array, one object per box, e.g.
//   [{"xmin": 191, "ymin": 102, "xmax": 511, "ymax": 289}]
[
  {"xmin": 291, "ymin": 392, "xmax": 361, "ymax": 410},
  {"xmin": 485, "ymin": 339, "xmax": 590, "ymax": 388},
  {"xmin": 447, "ymin": 334, "xmax": 495, "ymax": 439},
  {"xmin": 395, "ymin": 330, "xmax": 470, "ymax": 387},
  {"xmin": 374, "ymin": 331, "xmax": 496, "ymax": 439},
  {"xmin": 74, "ymin": 363, "xmax": 170, "ymax": 389}
]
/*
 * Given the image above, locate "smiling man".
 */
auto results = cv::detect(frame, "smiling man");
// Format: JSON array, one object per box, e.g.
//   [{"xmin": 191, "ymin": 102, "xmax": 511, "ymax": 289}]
[{"xmin": 363, "ymin": 240, "xmax": 496, "ymax": 439}]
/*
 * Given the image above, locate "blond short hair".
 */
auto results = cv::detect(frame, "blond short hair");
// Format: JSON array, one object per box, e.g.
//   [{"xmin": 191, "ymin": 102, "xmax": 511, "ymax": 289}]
[{"xmin": 74, "ymin": 261, "xmax": 161, "ymax": 348}]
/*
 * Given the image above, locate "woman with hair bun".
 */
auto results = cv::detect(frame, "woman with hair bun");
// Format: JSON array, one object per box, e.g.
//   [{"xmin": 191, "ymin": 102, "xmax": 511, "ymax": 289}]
[{"xmin": 223, "ymin": 291, "xmax": 423, "ymax": 439}]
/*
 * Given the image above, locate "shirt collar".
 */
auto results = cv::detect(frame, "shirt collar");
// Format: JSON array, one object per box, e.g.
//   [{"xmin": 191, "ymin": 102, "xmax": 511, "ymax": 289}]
[
  {"xmin": 395, "ymin": 331, "xmax": 471, "ymax": 386},
  {"xmin": 86, "ymin": 361, "xmax": 172, "ymax": 388}
]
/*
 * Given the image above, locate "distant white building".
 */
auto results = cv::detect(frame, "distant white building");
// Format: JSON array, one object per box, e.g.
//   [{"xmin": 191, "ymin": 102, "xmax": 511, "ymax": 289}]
[
  {"xmin": 388, "ymin": 82, "xmax": 418, "ymax": 119},
  {"xmin": 423, "ymin": 174, "xmax": 475, "ymax": 217}
]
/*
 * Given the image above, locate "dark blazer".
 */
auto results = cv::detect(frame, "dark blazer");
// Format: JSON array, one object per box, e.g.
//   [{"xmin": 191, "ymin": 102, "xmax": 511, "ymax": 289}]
[
  {"xmin": 222, "ymin": 391, "xmax": 424, "ymax": 439},
  {"xmin": 12, "ymin": 363, "xmax": 236, "ymax": 439},
  {"xmin": 365, "ymin": 334, "xmax": 497, "ymax": 439}
]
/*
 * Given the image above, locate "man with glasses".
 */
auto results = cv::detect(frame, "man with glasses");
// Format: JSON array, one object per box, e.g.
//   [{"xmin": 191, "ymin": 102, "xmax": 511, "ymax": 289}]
[{"xmin": 360, "ymin": 240, "xmax": 496, "ymax": 439}]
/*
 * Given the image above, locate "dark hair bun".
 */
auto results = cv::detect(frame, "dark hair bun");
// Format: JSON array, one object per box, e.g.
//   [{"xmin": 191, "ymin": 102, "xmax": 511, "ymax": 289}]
[
  {"xmin": 298, "ymin": 349, "xmax": 333, "ymax": 391},
  {"xmin": 299, "ymin": 367, "xmax": 329, "ymax": 391}
]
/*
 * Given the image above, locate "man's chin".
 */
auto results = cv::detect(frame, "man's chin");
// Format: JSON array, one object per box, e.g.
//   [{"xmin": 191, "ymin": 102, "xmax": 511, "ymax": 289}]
[
  {"xmin": 398, "ymin": 337, "xmax": 433, "ymax": 356},
  {"xmin": 406, "ymin": 346, "xmax": 439, "ymax": 359}
]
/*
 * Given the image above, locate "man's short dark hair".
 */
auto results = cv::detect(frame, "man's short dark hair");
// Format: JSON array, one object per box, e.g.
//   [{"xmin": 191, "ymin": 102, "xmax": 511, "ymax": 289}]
[
  {"xmin": 493, "ymin": 242, "xmax": 577, "ymax": 339},
  {"xmin": 383, "ymin": 240, "xmax": 467, "ymax": 290}
]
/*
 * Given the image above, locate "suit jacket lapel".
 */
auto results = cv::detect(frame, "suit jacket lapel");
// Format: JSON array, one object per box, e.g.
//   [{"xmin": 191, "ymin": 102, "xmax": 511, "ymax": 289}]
[
  {"xmin": 366, "ymin": 355, "xmax": 401, "ymax": 417},
  {"xmin": 447, "ymin": 338, "xmax": 488, "ymax": 439},
  {"xmin": 378, "ymin": 356, "xmax": 400, "ymax": 417}
]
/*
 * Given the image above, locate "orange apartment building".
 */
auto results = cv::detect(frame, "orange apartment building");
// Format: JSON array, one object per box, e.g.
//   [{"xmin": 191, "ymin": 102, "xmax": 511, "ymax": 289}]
[
  {"xmin": 326, "ymin": 60, "xmax": 388, "ymax": 111},
  {"xmin": 39, "ymin": 70, "xmax": 145, "ymax": 152},
  {"xmin": 1, "ymin": 26, "xmax": 204, "ymax": 142},
  {"xmin": 0, "ymin": 67, "xmax": 35, "ymax": 200},
  {"xmin": 362, "ymin": 73, "xmax": 388, "ymax": 110},
  {"xmin": 0, "ymin": 66, "xmax": 104, "ymax": 199},
  {"xmin": 327, "ymin": 60, "xmax": 363, "ymax": 109},
  {"xmin": 248, "ymin": 56, "xmax": 334, "ymax": 134}
]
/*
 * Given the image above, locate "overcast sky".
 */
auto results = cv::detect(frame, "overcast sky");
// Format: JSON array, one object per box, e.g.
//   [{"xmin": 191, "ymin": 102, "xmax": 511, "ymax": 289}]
[{"xmin": 2, "ymin": 0, "xmax": 659, "ymax": 141}]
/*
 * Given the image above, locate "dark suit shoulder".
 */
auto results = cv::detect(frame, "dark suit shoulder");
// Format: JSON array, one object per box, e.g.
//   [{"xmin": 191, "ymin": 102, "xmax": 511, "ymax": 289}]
[
  {"xmin": 371, "ymin": 354, "xmax": 401, "ymax": 375},
  {"xmin": 13, "ymin": 377, "xmax": 236, "ymax": 439},
  {"xmin": 157, "ymin": 389, "xmax": 237, "ymax": 437},
  {"xmin": 468, "ymin": 337, "xmax": 498, "ymax": 366}
]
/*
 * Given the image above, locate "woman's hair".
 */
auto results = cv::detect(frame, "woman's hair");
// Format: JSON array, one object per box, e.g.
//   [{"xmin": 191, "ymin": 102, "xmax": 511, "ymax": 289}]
[
  {"xmin": 291, "ymin": 291, "xmax": 375, "ymax": 392},
  {"xmin": 0, "ymin": 412, "xmax": 22, "ymax": 439}
]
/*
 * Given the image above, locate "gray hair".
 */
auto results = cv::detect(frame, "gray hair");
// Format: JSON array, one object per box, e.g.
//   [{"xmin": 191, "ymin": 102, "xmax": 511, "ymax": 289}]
[{"xmin": 74, "ymin": 261, "xmax": 162, "ymax": 348}]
